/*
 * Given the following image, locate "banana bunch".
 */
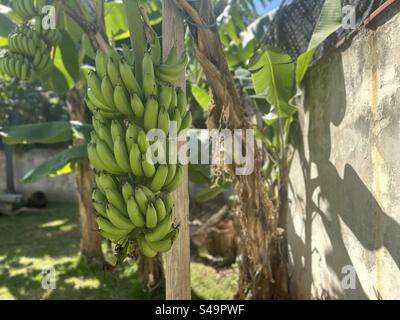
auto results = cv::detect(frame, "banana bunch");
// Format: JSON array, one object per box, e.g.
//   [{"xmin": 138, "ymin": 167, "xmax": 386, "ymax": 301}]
[
  {"xmin": 93, "ymin": 172, "xmax": 179, "ymax": 257},
  {"xmin": 88, "ymin": 116, "xmax": 184, "ymax": 192},
  {"xmin": 87, "ymin": 45, "xmax": 192, "ymax": 259},
  {"xmin": 12, "ymin": 0, "xmax": 40, "ymax": 21},
  {"xmin": 0, "ymin": 52, "xmax": 34, "ymax": 81},
  {"xmin": 154, "ymin": 47, "xmax": 188, "ymax": 84},
  {"xmin": 0, "ymin": 2, "xmax": 61, "ymax": 81}
]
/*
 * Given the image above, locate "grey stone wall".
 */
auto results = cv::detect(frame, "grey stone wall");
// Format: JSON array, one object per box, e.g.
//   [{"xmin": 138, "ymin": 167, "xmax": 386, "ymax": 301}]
[
  {"xmin": 288, "ymin": 11, "xmax": 400, "ymax": 299},
  {"xmin": 0, "ymin": 148, "xmax": 78, "ymax": 203}
]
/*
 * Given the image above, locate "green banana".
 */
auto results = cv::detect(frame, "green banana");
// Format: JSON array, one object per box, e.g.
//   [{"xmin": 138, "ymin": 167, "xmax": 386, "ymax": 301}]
[
  {"xmin": 142, "ymin": 156, "xmax": 156, "ymax": 179},
  {"xmin": 93, "ymin": 201, "xmax": 108, "ymax": 218},
  {"xmin": 119, "ymin": 60, "xmax": 142, "ymax": 97},
  {"xmin": 110, "ymin": 120, "xmax": 125, "ymax": 142},
  {"xmin": 121, "ymin": 43, "xmax": 134, "ymax": 66},
  {"xmin": 162, "ymin": 193, "xmax": 174, "ymax": 214},
  {"xmin": 180, "ymin": 112, "xmax": 192, "ymax": 131},
  {"xmin": 126, "ymin": 123, "xmax": 139, "ymax": 150},
  {"xmin": 177, "ymin": 88, "xmax": 188, "ymax": 115},
  {"xmin": 105, "ymin": 188, "xmax": 127, "ymax": 215},
  {"xmin": 88, "ymin": 72, "xmax": 108, "ymax": 106},
  {"xmin": 107, "ymin": 204, "xmax": 135, "ymax": 230},
  {"xmin": 142, "ymin": 53, "xmax": 157, "ymax": 99},
  {"xmin": 96, "ymin": 51, "xmax": 108, "ymax": 79},
  {"xmin": 122, "ymin": 182, "xmax": 135, "ymax": 203},
  {"xmin": 163, "ymin": 165, "xmax": 183, "ymax": 192},
  {"xmin": 143, "ymin": 75, "xmax": 157, "ymax": 100},
  {"xmin": 146, "ymin": 203, "xmax": 158, "ymax": 228},
  {"xmin": 101, "ymin": 76, "xmax": 116, "ymax": 108},
  {"xmin": 159, "ymin": 85, "xmax": 173, "ymax": 109},
  {"xmin": 113, "ymin": 135, "xmax": 131, "ymax": 173},
  {"xmin": 134, "ymin": 187, "xmax": 148, "ymax": 215},
  {"xmin": 96, "ymin": 216, "xmax": 131, "ymax": 238},
  {"xmin": 157, "ymin": 107, "xmax": 170, "ymax": 135},
  {"xmin": 107, "ymin": 56, "xmax": 121, "ymax": 87},
  {"xmin": 97, "ymin": 123, "xmax": 114, "ymax": 150},
  {"xmin": 171, "ymin": 108, "xmax": 182, "ymax": 132},
  {"xmin": 114, "ymin": 85, "xmax": 133, "ymax": 116},
  {"xmin": 141, "ymin": 186, "xmax": 156, "ymax": 202},
  {"xmin": 130, "ymin": 94, "xmax": 145, "ymax": 118},
  {"xmin": 139, "ymin": 238, "xmax": 157, "ymax": 257},
  {"xmin": 97, "ymin": 173, "xmax": 118, "ymax": 194},
  {"xmin": 147, "ymin": 238, "xmax": 173, "ymax": 253},
  {"xmin": 155, "ymin": 55, "xmax": 188, "ymax": 83},
  {"xmin": 96, "ymin": 140, "xmax": 124, "ymax": 175},
  {"xmin": 165, "ymin": 47, "xmax": 178, "ymax": 65},
  {"xmin": 150, "ymin": 34, "xmax": 161, "ymax": 65},
  {"xmin": 145, "ymin": 213, "xmax": 173, "ymax": 242},
  {"xmin": 127, "ymin": 197, "xmax": 145, "ymax": 227},
  {"xmin": 88, "ymin": 90, "xmax": 112, "ymax": 112},
  {"xmin": 99, "ymin": 230, "xmax": 126, "ymax": 242},
  {"xmin": 165, "ymin": 163, "xmax": 177, "ymax": 186},
  {"xmin": 92, "ymin": 189, "xmax": 107, "ymax": 204},
  {"xmin": 144, "ymin": 97, "xmax": 159, "ymax": 132},
  {"xmin": 154, "ymin": 197, "xmax": 167, "ymax": 222},
  {"xmin": 87, "ymin": 143, "xmax": 107, "ymax": 171},
  {"xmin": 129, "ymin": 143, "xmax": 144, "ymax": 177},
  {"xmin": 137, "ymin": 130, "xmax": 149, "ymax": 154},
  {"xmin": 149, "ymin": 165, "xmax": 168, "ymax": 192}
]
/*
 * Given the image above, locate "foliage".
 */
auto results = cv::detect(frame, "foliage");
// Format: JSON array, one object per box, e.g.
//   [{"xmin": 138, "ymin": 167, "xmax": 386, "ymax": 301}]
[
  {"xmin": 0, "ymin": 79, "xmax": 68, "ymax": 127},
  {"xmin": 0, "ymin": 120, "xmax": 91, "ymax": 182},
  {"xmin": 21, "ymin": 144, "xmax": 87, "ymax": 183},
  {"xmin": 246, "ymin": 0, "xmax": 343, "ymax": 201}
]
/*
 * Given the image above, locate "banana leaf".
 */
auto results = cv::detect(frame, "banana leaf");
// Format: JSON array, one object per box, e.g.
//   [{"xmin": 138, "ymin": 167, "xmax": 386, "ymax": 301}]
[
  {"xmin": 21, "ymin": 144, "xmax": 88, "ymax": 183},
  {"xmin": 0, "ymin": 121, "xmax": 91, "ymax": 145}
]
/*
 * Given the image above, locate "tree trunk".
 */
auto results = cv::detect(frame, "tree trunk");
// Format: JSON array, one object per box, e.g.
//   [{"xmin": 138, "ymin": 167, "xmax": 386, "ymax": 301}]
[
  {"xmin": 66, "ymin": 87, "xmax": 104, "ymax": 265},
  {"xmin": 4, "ymin": 144, "xmax": 16, "ymax": 194},
  {"xmin": 139, "ymin": 255, "xmax": 164, "ymax": 292},
  {"xmin": 175, "ymin": 0, "xmax": 289, "ymax": 299}
]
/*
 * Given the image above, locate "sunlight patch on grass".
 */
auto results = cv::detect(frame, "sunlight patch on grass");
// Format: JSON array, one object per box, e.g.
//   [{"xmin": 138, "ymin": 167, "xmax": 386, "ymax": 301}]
[
  {"xmin": 0, "ymin": 287, "xmax": 15, "ymax": 300},
  {"xmin": 191, "ymin": 262, "xmax": 238, "ymax": 300},
  {"xmin": 64, "ymin": 277, "xmax": 101, "ymax": 290},
  {"xmin": 59, "ymin": 224, "xmax": 76, "ymax": 232},
  {"xmin": 40, "ymin": 219, "xmax": 68, "ymax": 228}
]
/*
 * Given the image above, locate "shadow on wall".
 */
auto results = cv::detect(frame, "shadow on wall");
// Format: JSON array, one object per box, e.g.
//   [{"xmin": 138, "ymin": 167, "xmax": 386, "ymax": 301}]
[{"xmin": 289, "ymin": 52, "xmax": 400, "ymax": 299}]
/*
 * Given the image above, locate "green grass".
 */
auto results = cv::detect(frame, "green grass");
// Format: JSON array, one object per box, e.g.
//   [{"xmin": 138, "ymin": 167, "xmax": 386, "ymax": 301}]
[{"xmin": 0, "ymin": 203, "xmax": 237, "ymax": 300}]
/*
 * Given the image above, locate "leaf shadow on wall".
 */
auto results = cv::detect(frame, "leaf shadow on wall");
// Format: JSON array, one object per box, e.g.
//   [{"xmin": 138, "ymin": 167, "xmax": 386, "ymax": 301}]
[{"xmin": 288, "ymin": 52, "xmax": 400, "ymax": 299}]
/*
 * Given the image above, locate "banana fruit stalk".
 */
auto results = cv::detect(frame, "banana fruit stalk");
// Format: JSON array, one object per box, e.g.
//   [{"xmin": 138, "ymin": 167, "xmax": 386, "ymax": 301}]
[
  {"xmin": 0, "ymin": 3, "xmax": 61, "ymax": 81},
  {"xmin": 88, "ymin": 42, "xmax": 192, "ymax": 260}
]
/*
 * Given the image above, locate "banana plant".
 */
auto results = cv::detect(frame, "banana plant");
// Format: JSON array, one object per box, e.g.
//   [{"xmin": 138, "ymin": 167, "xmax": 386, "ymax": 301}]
[
  {"xmin": 247, "ymin": 0, "xmax": 343, "ymax": 202},
  {"xmin": 0, "ymin": 120, "xmax": 91, "ymax": 183}
]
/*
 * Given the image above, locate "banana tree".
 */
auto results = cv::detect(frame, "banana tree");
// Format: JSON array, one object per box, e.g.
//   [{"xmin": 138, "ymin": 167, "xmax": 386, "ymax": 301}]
[
  {"xmin": 172, "ymin": 0, "xmax": 343, "ymax": 299},
  {"xmin": 0, "ymin": 0, "xmax": 168, "ymax": 277}
]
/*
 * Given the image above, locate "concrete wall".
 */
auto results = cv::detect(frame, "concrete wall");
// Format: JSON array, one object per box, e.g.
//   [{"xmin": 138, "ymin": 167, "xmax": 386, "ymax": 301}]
[
  {"xmin": 288, "ymin": 11, "xmax": 400, "ymax": 299},
  {"xmin": 0, "ymin": 148, "xmax": 78, "ymax": 203}
]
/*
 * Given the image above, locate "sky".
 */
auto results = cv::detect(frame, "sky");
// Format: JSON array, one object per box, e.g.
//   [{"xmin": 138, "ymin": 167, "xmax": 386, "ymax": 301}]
[{"xmin": 255, "ymin": 0, "xmax": 284, "ymax": 14}]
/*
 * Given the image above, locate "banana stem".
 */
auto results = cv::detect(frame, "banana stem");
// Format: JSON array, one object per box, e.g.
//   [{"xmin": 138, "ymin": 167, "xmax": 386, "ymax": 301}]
[{"xmin": 122, "ymin": 0, "xmax": 145, "ymax": 86}]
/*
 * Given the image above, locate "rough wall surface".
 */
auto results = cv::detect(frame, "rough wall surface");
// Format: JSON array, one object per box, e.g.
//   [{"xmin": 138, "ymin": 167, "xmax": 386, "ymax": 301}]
[
  {"xmin": 0, "ymin": 148, "xmax": 78, "ymax": 203},
  {"xmin": 288, "ymin": 11, "xmax": 400, "ymax": 299}
]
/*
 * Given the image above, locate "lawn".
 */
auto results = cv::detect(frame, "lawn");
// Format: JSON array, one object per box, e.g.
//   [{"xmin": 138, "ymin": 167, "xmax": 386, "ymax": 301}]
[{"xmin": 0, "ymin": 203, "xmax": 238, "ymax": 300}]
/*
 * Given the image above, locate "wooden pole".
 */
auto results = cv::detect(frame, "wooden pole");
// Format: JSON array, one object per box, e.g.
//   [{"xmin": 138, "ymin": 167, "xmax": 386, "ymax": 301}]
[
  {"xmin": 4, "ymin": 144, "xmax": 16, "ymax": 194},
  {"xmin": 163, "ymin": 0, "xmax": 191, "ymax": 300}
]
